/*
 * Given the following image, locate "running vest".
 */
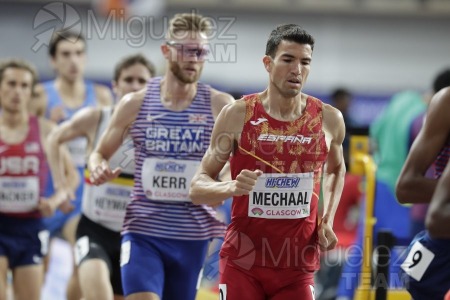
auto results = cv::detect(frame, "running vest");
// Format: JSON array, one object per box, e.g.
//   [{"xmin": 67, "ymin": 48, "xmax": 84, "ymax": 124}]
[
  {"xmin": 0, "ymin": 116, "xmax": 49, "ymax": 218},
  {"xmin": 221, "ymin": 94, "xmax": 328, "ymax": 270},
  {"xmin": 435, "ymin": 139, "xmax": 450, "ymax": 178},
  {"xmin": 125, "ymin": 77, "xmax": 225, "ymax": 240},
  {"xmin": 82, "ymin": 107, "xmax": 134, "ymax": 232},
  {"xmin": 43, "ymin": 80, "xmax": 96, "ymax": 168}
]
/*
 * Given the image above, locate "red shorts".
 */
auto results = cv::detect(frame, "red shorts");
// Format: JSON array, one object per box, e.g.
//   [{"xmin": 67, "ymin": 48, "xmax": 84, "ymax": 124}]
[{"xmin": 219, "ymin": 256, "xmax": 315, "ymax": 300}]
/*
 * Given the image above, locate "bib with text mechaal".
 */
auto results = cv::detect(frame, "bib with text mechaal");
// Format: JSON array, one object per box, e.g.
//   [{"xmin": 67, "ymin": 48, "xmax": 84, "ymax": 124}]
[
  {"xmin": 248, "ymin": 173, "xmax": 313, "ymax": 219},
  {"xmin": 0, "ymin": 176, "xmax": 39, "ymax": 213},
  {"xmin": 141, "ymin": 158, "xmax": 199, "ymax": 202}
]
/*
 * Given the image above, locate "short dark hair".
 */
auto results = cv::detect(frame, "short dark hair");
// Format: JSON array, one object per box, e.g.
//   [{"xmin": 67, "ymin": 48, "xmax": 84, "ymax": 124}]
[
  {"xmin": 432, "ymin": 68, "xmax": 450, "ymax": 93},
  {"xmin": 331, "ymin": 88, "xmax": 352, "ymax": 102},
  {"xmin": 49, "ymin": 30, "xmax": 86, "ymax": 57},
  {"xmin": 113, "ymin": 54, "xmax": 156, "ymax": 82},
  {"xmin": 265, "ymin": 24, "xmax": 315, "ymax": 58},
  {"xmin": 0, "ymin": 59, "xmax": 38, "ymax": 88}
]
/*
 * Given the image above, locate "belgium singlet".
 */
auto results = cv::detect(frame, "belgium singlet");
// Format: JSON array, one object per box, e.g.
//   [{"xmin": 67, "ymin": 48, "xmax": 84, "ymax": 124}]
[
  {"xmin": 82, "ymin": 107, "xmax": 134, "ymax": 232},
  {"xmin": 125, "ymin": 77, "xmax": 225, "ymax": 240},
  {"xmin": 221, "ymin": 94, "xmax": 328, "ymax": 270},
  {"xmin": 0, "ymin": 116, "xmax": 49, "ymax": 218}
]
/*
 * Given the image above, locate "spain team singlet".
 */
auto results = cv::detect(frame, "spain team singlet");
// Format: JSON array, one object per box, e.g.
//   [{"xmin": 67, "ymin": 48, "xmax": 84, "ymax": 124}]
[
  {"xmin": 0, "ymin": 116, "xmax": 49, "ymax": 218},
  {"xmin": 125, "ymin": 77, "xmax": 225, "ymax": 240},
  {"xmin": 82, "ymin": 107, "xmax": 134, "ymax": 232},
  {"xmin": 221, "ymin": 94, "xmax": 329, "ymax": 270}
]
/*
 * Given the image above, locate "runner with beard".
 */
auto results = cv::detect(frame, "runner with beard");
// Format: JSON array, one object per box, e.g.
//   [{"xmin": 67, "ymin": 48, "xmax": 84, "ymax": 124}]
[{"xmin": 88, "ymin": 13, "xmax": 234, "ymax": 300}]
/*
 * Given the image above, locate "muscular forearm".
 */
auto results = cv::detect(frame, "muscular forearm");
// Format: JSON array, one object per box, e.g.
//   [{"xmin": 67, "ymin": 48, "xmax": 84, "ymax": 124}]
[
  {"xmin": 396, "ymin": 176, "xmax": 437, "ymax": 204},
  {"xmin": 46, "ymin": 136, "xmax": 66, "ymax": 189},
  {"xmin": 322, "ymin": 166, "xmax": 345, "ymax": 225},
  {"xmin": 190, "ymin": 173, "xmax": 234, "ymax": 205}
]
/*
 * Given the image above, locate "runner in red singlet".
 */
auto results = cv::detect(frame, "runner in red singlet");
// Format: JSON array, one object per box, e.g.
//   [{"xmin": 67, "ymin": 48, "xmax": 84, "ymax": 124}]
[
  {"xmin": 190, "ymin": 24, "xmax": 346, "ymax": 299},
  {"xmin": 0, "ymin": 59, "xmax": 77, "ymax": 300}
]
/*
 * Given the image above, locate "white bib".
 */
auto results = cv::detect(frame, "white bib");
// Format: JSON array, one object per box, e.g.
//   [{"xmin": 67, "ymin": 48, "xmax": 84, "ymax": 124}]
[
  {"xmin": 83, "ymin": 181, "xmax": 131, "ymax": 224},
  {"xmin": 67, "ymin": 137, "xmax": 87, "ymax": 168},
  {"xmin": 141, "ymin": 158, "xmax": 199, "ymax": 202},
  {"xmin": 248, "ymin": 172, "xmax": 314, "ymax": 219},
  {"xmin": 0, "ymin": 176, "xmax": 39, "ymax": 213},
  {"xmin": 401, "ymin": 241, "xmax": 435, "ymax": 281}
]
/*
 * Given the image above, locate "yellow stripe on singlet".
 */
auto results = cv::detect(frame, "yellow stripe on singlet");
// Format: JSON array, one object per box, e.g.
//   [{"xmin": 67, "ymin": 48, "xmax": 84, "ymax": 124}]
[
  {"xmin": 84, "ymin": 169, "xmax": 134, "ymax": 187},
  {"xmin": 238, "ymin": 145, "xmax": 320, "ymax": 199}
]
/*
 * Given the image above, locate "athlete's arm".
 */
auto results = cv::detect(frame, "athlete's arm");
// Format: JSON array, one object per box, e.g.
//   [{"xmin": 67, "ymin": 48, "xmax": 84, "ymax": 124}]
[
  {"xmin": 426, "ymin": 159, "xmax": 450, "ymax": 238},
  {"xmin": 396, "ymin": 87, "xmax": 450, "ymax": 203},
  {"xmin": 210, "ymin": 88, "xmax": 235, "ymax": 183},
  {"xmin": 321, "ymin": 104, "xmax": 346, "ymax": 251},
  {"xmin": 38, "ymin": 118, "xmax": 80, "ymax": 216},
  {"xmin": 28, "ymin": 84, "xmax": 47, "ymax": 117},
  {"xmin": 94, "ymin": 84, "xmax": 114, "ymax": 107},
  {"xmin": 190, "ymin": 100, "xmax": 262, "ymax": 205},
  {"xmin": 47, "ymin": 107, "xmax": 100, "ymax": 186},
  {"xmin": 89, "ymin": 89, "xmax": 144, "ymax": 185}
]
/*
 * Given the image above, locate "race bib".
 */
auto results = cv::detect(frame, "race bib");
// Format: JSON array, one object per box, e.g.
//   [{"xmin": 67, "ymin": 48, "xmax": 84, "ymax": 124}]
[
  {"xmin": 0, "ymin": 176, "xmax": 39, "ymax": 213},
  {"xmin": 401, "ymin": 241, "xmax": 435, "ymax": 281},
  {"xmin": 248, "ymin": 172, "xmax": 314, "ymax": 219},
  {"xmin": 84, "ymin": 181, "xmax": 131, "ymax": 223},
  {"xmin": 67, "ymin": 137, "xmax": 87, "ymax": 168},
  {"xmin": 141, "ymin": 158, "xmax": 199, "ymax": 202}
]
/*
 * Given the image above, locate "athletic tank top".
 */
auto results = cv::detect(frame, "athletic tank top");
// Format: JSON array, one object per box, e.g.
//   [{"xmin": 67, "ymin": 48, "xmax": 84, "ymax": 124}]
[
  {"xmin": 82, "ymin": 107, "xmax": 134, "ymax": 232},
  {"xmin": 435, "ymin": 139, "xmax": 450, "ymax": 178},
  {"xmin": 125, "ymin": 77, "xmax": 225, "ymax": 240},
  {"xmin": 220, "ymin": 94, "xmax": 328, "ymax": 270},
  {"xmin": 43, "ymin": 80, "xmax": 96, "ymax": 168},
  {"xmin": 0, "ymin": 116, "xmax": 49, "ymax": 218}
]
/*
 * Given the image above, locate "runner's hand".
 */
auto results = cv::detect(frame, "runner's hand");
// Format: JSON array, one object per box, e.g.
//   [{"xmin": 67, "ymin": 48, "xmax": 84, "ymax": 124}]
[
  {"xmin": 318, "ymin": 221, "xmax": 338, "ymax": 251},
  {"xmin": 231, "ymin": 169, "xmax": 263, "ymax": 196},
  {"xmin": 90, "ymin": 160, "xmax": 121, "ymax": 185}
]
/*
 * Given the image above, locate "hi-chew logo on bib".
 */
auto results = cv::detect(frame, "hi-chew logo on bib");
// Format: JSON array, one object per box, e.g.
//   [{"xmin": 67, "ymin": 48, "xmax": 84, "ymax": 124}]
[
  {"xmin": 249, "ymin": 173, "xmax": 313, "ymax": 219},
  {"xmin": 142, "ymin": 158, "xmax": 199, "ymax": 202}
]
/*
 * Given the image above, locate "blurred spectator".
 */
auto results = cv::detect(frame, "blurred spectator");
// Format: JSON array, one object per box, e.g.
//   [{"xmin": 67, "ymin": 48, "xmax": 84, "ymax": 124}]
[
  {"xmin": 330, "ymin": 88, "xmax": 357, "ymax": 164},
  {"xmin": 315, "ymin": 87, "xmax": 362, "ymax": 300},
  {"xmin": 330, "ymin": 88, "xmax": 357, "ymax": 128}
]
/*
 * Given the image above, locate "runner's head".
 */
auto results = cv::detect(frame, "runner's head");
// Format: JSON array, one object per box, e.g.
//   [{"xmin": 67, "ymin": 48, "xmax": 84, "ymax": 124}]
[
  {"xmin": 49, "ymin": 30, "xmax": 87, "ymax": 82},
  {"xmin": 112, "ymin": 54, "xmax": 155, "ymax": 100},
  {"xmin": 162, "ymin": 12, "xmax": 211, "ymax": 84},
  {"xmin": 263, "ymin": 24, "xmax": 315, "ymax": 97},
  {"xmin": 0, "ymin": 59, "xmax": 38, "ymax": 113}
]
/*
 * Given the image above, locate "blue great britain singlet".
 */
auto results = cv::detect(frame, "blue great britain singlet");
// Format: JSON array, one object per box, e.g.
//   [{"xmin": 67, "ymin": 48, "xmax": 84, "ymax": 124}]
[{"xmin": 124, "ymin": 77, "xmax": 225, "ymax": 240}]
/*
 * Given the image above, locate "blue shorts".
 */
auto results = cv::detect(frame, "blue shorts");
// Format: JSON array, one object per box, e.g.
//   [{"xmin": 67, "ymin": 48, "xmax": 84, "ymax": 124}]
[
  {"xmin": 402, "ymin": 230, "xmax": 450, "ymax": 299},
  {"xmin": 0, "ymin": 214, "xmax": 49, "ymax": 268},
  {"xmin": 120, "ymin": 232, "xmax": 209, "ymax": 299},
  {"xmin": 43, "ymin": 168, "xmax": 83, "ymax": 236}
]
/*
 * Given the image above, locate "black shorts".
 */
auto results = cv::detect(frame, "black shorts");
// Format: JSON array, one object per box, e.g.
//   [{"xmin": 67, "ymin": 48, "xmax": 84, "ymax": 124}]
[{"xmin": 75, "ymin": 214, "xmax": 123, "ymax": 295}]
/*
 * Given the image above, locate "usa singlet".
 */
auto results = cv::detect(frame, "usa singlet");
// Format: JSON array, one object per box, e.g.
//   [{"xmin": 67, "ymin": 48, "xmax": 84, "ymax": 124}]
[
  {"xmin": 0, "ymin": 116, "xmax": 49, "ymax": 218},
  {"xmin": 125, "ymin": 77, "xmax": 225, "ymax": 240},
  {"xmin": 221, "ymin": 94, "xmax": 329, "ymax": 270}
]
